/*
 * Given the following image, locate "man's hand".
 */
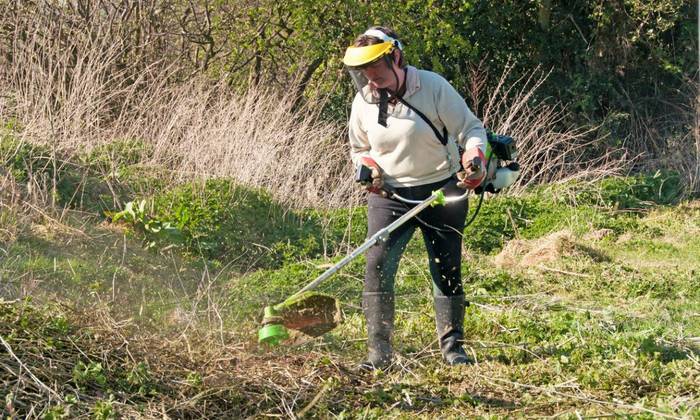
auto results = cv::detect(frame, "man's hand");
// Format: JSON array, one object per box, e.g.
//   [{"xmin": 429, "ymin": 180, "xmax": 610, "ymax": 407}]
[
  {"xmin": 456, "ymin": 147, "xmax": 486, "ymax": 190},
  {"xmin": 360, "ymin": 156, "xmax": 384, "ymax": 194}
]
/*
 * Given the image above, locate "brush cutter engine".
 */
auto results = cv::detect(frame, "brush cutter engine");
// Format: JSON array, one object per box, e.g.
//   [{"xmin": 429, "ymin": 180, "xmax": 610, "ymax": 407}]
[{"xmin": 475, "ymin": 132, "xmax": 520, "ymax": 194}]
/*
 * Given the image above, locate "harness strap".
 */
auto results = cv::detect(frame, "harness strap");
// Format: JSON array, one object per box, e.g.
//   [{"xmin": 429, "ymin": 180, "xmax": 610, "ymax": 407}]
[
  {"xmin": 377, "ymin": 90, "xmax": 389, "ymax": 127},
  {"xmin": 394, "ymin": 96, "xmax": 448, "ymax": 146}
]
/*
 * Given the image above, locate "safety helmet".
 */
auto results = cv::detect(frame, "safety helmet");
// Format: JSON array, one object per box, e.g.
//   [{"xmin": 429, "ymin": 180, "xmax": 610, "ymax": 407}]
[{"xmin": 343, "ymin": 29, "xmax": 403, "ymax": 104}]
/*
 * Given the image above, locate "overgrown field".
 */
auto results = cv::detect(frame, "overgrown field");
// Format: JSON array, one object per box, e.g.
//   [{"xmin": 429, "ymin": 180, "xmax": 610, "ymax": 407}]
[{"xmin": 1, "ymin": 134, "xmax": 699, "ymax": 418}]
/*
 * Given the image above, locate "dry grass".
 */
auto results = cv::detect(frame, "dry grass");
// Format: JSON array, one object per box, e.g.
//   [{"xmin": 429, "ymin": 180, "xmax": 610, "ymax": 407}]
[
  {"xmin": 620, "ymin": 74, "xmax": 699, "ymax": 197},
  {"xmin": 494, "ymin": 230, "xmax": 609, "ymax": 270},
  {"xmin": 668, "ymin": 74, "xmax": 699, "ymax": 196},
  {"xmin": 0, "ymin": 299, "xmax": 339, "ymax": 418},
  {"xmin": 1, "ymin": 6, "xmax": 359, "ymax": 211},
  {"xmin": 467, "ymin": 59, "xmax": 631, "ymax": 194},
  {"xmin": 2, "ymin": 13, "xmax": 639, "ymax": 219},
  {"xmin": 0, "ymin": 173, "xmax": 20, "ymax": 241},
  {"xmin": 2, "ymin": 296, "xmax": 695, "ymax": 419},
  {"xmin": 2, "ymin": 2, "xmax": 693, "ymax": 222},
  {"xmin": 0, "ymin": 171, "xmax": 42, "ymax": 246},
  {"xmin": 126, "ymin": 79, "xmax": 359, "ymax": 210}
]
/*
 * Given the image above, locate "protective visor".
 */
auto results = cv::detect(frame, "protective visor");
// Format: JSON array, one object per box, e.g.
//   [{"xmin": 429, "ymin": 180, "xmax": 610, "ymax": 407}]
[
  {"xmin": 343, "ymin": 42, "xmax": 395, "ymax": 104},
  {"xmin": 346, "ymin": 65, "xmax": 383, "ymax": 104}
]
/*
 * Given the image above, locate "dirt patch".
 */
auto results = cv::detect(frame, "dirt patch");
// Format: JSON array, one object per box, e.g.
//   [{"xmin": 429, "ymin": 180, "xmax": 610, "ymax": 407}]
[
  {"xmin": 616, "ymin": 232, "xmax": 634, "ymax": 244},
  {"xmin": 495, "ymin": 230, "xmax": 609, "ymax": 269},
  {"xmin": 583, "ymin": 228, "xmax": 614, "ymax": 241}
]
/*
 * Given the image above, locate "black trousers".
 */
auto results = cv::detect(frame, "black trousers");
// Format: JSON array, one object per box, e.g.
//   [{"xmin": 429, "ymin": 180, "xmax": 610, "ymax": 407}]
[{"xmin": 364, "ymin": 177, "xmax": 468, "ymax": 297}]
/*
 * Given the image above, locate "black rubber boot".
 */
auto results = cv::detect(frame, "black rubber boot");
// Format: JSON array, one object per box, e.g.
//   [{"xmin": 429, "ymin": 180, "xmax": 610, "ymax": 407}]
[
  {"xmin": 434, "ymin": 295, "xmax": 473, "ymax": 365},
  {"xmin": 358, "ymin": 292, "xmax": 395, "ymax": 371}
]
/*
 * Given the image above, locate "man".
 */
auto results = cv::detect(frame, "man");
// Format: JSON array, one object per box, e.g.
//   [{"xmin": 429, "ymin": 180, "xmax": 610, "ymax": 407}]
[{"xmin": 343, "ymin": 26, "xmax": 487, "ymax": 369}]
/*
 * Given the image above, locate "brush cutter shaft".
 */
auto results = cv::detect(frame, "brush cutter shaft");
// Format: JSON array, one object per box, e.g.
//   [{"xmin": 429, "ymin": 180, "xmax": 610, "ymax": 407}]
[
  {"xmin": 292, "ymin": 191, "xmax": 445, "ymax": 298},
  {"xmin": 392, "ymin": 190, "xmax": 468, "ymax": 204}
]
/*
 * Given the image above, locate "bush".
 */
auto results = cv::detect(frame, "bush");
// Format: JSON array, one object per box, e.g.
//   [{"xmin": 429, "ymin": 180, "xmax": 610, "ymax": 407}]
[
  {"xmin": 576, "ymin": 172, "xmax": 683, "ymax": 209},
  {"xmin": 0, "ymin": 134, "xmax": 54, "ymax": 182},
  {"xmin": 148, "ymin": 179, "xmax": 328, "ymax": 267}
]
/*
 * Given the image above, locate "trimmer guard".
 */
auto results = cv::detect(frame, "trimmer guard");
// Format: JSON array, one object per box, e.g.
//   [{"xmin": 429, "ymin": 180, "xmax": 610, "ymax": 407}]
[{"xmin": 277, "ymin": 292, "xmax": 343, "ymax": 337}]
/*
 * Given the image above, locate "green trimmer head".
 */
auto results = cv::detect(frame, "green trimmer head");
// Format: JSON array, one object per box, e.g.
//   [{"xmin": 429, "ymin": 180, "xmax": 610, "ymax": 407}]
[
  {"xmin": 258, "ymin": 306, "xmax": 289, "ymax": 345},
  {"xmin": 258, "ymin": 292, "xmax": 343, "ymax": 346}
]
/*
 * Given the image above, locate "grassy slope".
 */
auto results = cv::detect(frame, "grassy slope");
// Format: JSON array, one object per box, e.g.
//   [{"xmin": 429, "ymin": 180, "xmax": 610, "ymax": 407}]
[
  {"xmin": 1, "ymin": 166, "xmax": 699, "ymax": 418},
  {"xmin": 233, "ymin": 195, "xmax": 700, "ymax": 418}
]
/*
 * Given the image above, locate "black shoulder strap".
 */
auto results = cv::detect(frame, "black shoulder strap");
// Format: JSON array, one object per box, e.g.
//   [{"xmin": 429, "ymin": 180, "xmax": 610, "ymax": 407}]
[
  {"xmin": 394, "ymin": 96, "xmax": 448, "ymax": 146},
  {"xmin": 377, "ymin": 89, "xmax": 389, "ymax": 127}
]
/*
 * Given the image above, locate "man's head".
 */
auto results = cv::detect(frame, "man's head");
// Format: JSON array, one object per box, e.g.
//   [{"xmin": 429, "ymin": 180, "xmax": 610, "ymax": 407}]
[{"xmin": 343, "ymin": 27, "xmax": 406, "ymax": 101}]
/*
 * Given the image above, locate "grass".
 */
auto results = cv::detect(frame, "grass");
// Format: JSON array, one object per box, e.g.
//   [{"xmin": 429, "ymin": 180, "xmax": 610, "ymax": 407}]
[
  {"xmin": 1, "ymin": 163, "xmax": 698, "ymax": 417},
  {"xmin": 1, "ymin": 17, "xmax": 697, "ymax": 416}
]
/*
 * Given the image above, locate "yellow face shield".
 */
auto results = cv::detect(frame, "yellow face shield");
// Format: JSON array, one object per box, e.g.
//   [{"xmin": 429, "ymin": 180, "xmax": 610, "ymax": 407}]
[
  {"xmin": 342, "ymin": 42, "xmax": 394, "ymax": 68},
  {"xmin": 343, "ymin": 30, "xmax": 404, "ymax": 105},
  {"xmin": 343, "ymin": 42, "xmax": 395, "ymax": 104}
]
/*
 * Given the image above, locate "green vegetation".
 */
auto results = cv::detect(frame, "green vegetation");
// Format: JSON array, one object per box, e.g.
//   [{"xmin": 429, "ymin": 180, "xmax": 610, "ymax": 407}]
[
  {"xmin": 1, "ymin": 1, "xmax": 697, "ymax": 416},
  {"xmin": 3, "ymin": 2, "xmax": 696, "ymax": 172},
  {"xmin": 0, "ymin": 0, "xmax": 700, "ymax": 419},
  {"xmin": 1, "ymin": 144, "xmax": 697, "ymax": 416},
  {"xmin": 0, "ymin": 134, "xmax": 166, "ymax": 213}
]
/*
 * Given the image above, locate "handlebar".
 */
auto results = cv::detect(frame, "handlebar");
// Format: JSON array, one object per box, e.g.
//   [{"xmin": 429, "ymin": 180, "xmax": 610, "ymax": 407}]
[
  {"xmin": 390, "ymin": 189, "xmax": 469, "ymax": 204},
  {"xmin": 355, "ymin": 164, "xmax": 470, "ymax": 205}
]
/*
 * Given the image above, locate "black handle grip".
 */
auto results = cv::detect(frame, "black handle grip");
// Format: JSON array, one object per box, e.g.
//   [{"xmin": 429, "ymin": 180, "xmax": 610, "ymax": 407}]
[
  {"xmin": 354, "ymin": 164, "xmax": 397, "ymax": 197},
  {"xmin": 355, "ymin": 164, "xmax": 373, "ymax": 186},
  {"xmin": 469, "ymin": 156, "xmax": 482, "ymax": 170}
]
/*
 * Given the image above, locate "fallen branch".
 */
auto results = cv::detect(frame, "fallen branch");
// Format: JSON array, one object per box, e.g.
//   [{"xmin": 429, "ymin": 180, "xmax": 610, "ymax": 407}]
[
  {"xmin": 0, "ymin": 334, "xmax": 63, "ymax": 402},
  {"xmin": 536, "ymin": 265, "xmax": 591, "ymax": 278},
  {"xmin": 296, "ymin": 380, "xmax": 331, "ymax": 418}
]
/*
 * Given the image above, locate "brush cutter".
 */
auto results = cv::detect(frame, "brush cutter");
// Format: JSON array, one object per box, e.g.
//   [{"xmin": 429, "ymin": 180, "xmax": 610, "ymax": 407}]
[{"xmin": 258, "ymin": 164, "xmax": 473, "ymax": 346}]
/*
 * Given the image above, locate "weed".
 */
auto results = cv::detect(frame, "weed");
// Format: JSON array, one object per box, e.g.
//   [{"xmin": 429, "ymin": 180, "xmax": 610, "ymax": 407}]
[
  {"xmin": 125, "ymin": 362, "xmax": 156, "ymax": 396},
  {"xmin": 42, "ymin": 405, "xmax": 70, "ymax": 420},
  {"xmin": 79, "ymin": 138, "xmax": 153, "ymax": 175},
  {"xmin": 72, "ymin": 361, "xmax": 107, "ymax": 389},
  {"xmin": 91, "ymin": 397, "xmax": 115, "ymax": 420},
  {"xmin": 109, "ymin": 199, "xmax": 183, "ymax": 250},
  {"xmin": 141, "ymin": 178, "xmax": 358, "ymax": 268},
  {"xmin": 574, "ymin": 172, "xmax": 684, "ymax": 209},
  {"xmin": 185, "ymin": 371, "xmax": 203, "ymax": 389}
]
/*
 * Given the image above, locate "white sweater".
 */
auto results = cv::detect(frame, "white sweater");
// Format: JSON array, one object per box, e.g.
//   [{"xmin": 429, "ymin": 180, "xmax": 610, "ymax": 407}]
[{"xmin": 349, "ymin": 66, "xmax": 487, "ymax": 187}]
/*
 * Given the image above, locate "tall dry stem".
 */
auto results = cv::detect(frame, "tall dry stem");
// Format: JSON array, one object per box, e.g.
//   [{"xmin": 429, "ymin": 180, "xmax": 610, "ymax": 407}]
[
  {"xmin": 467, "ymin": 59, "xmax": 630, "ymax": 194},
  {"xmin": 2, "ymin": 6, "xmax": 358, "ymax": 211},
  {"xmin": 120, "ymin": 78, "xmax": 359, "ymax": 209},
  {"xmin": 622, "ymin": 73, "xmax": 700, "ymax": 197},
  {"xmin": 4, "ymin": 22, "xmax": 646, "ymax": 215},
  {"xmin": 660, "ymin": 74, "xmax": 699, "ymax": 196}
]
